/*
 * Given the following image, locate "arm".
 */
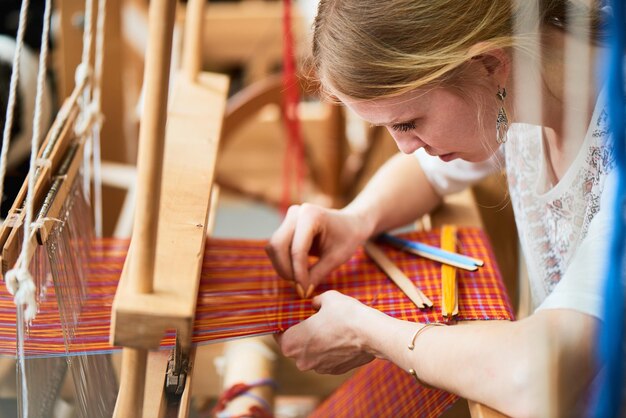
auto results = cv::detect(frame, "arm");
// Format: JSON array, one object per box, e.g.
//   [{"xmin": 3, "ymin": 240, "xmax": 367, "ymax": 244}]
[
  {"xmin": 279, "ymin": 291, "xmax": 599, "ymax": 418},
  {"xmin": 343, "ymin": 152, "xmax": 442, "ymax": 236},
  {"xmin": 364, "ymin": 309, "xmax": 598, "ymax": 417}
]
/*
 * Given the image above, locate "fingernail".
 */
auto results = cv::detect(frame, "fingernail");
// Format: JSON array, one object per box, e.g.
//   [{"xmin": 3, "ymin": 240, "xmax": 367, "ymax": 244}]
[
  {"xmin": 296, "ymin": 283, "xmax": 305, "ymax": 299},
  {"xmin": 305, "ymin": 284, "xmax": 315, "ymax": 298}
]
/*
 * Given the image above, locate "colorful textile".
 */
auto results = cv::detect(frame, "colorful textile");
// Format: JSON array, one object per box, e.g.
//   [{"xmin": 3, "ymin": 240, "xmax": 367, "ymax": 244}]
[
  {"xmin": 0, "ymin": 226, "xmax": 513, "ymax": 357},
  {"xmin": 310, "ymin": 359, "xmax": 458, "ymax": 418}
]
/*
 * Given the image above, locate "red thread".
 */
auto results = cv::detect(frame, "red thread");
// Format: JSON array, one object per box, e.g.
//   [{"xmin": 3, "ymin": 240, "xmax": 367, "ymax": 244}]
[
  {"xmin": 212, "ymin": 381, "xmax": 275, "ymax": 418},
  {"xmin": 281, "ymin": 0, "xmax": 305, "ymax": 214}
]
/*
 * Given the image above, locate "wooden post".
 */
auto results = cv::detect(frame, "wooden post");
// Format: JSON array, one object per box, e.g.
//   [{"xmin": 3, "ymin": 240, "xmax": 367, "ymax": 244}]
[
  {"xmin": 114, "ymin": 348, "xmax": 149, "ymax": 418},
  {"xmin": 129, "ymin": 0, "xmax": 176, "ymax": 295},
  {"xmin": 114, "ymin": 1, "xmax": 176, "ymax": 417},
  {"xmin": 182, "ymin": 0, "xmax": 205, "ymax": 80}
]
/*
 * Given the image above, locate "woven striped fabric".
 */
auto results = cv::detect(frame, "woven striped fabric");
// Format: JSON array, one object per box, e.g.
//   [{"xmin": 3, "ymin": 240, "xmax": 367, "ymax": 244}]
[
  {"xmin": 0, "ymin": 226, "xmax": 513, "ymax": 357},
  {"xmin": 310, "ymin": 359, "xmax": 458, "ymax": 418}
]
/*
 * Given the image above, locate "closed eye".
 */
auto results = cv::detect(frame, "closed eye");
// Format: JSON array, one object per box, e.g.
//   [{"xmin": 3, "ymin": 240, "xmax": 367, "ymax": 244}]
[{"xmin": 391, "ymin": 121, "xmax": 416, "ymax": 132}]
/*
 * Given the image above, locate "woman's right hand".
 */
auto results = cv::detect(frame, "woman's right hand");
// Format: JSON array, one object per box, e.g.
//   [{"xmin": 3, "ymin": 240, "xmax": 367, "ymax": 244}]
[{"xmin": 265, "ymin": 203, "xmax": 371, "ymax": 298}]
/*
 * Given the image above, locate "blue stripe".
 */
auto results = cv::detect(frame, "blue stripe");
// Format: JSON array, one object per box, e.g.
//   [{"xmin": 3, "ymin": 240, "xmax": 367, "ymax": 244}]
[
  {"xmin": 596, "ymin": 1, "xmax": 626, "ymax": 416},
  {"xmin": 379, "ymin": 234, "xmax": 480, "ymax": 267}
]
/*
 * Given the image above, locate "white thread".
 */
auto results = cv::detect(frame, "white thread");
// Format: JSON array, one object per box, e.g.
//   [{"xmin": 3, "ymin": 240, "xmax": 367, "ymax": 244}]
[
  {"xmin": 69, "ymin": 0, "xmax": 106, "ymax": 237},
  {"xmin": 81, "ymin": 0, "xmax": 94, "ymax": 75},
  {"xmin": 0, "ymin": 0, "xmax": 30, "ymax": 218},
  {"xmin": 73, "ymin": 102, "xmax": 101, "ymax": 137},
  {"xmin": 13, "ymin": 269, "xmax": 37, "ymax": 321},
  {"xmin": 17, "ymin": 305, "xmax": 28, "ymax": 418},
  {"xmin": 74, "ymin": 62, "xmax": 91, "ymax": 87},
  {"xmin": 5, "ymin": 268, "xmax": 19, "ymax": 296},
  {"xmin": 7, "ymin": 0, "xmax": 54, "ymax": 328}
]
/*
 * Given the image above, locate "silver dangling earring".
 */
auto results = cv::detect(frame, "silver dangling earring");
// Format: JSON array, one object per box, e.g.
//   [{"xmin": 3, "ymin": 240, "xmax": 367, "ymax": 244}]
[{"xmin": 495, "ymin": 86, "xmax": 509, "ymax": 144}]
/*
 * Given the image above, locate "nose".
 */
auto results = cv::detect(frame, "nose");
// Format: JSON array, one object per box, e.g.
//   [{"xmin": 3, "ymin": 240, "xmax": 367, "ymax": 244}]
[{"xmin": 389, "ymin": 131, "xmax": 425, "ymax": 154}]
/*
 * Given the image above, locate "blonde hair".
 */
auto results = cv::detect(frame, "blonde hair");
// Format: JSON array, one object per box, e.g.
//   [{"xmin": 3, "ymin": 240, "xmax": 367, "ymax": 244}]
[{"xmin": 311, "ymin": 0, "xmax": 607, "ymax": 100}]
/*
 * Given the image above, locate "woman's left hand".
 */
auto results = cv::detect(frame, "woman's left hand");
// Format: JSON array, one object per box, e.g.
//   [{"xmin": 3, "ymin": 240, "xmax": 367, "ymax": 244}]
[{"xmin": 276, "ymin": 290, "xmax": 383, "ymax": 374}]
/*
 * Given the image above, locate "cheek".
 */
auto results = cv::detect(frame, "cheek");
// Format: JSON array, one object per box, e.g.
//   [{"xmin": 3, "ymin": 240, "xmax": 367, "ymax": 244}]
[{"xmin": 437, "ymin": 104, "xmax": 486, "ymax": 149}]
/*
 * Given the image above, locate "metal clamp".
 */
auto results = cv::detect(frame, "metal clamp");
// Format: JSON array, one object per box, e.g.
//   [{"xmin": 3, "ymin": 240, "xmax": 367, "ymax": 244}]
[{"xmin": 165, "ymin": 336, "xmax": 190, "ymax": 397}]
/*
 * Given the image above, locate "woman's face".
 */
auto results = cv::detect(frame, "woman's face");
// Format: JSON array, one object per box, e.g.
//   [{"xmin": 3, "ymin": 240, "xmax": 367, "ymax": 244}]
[{"xmin": 336, "ymin": 86, "xmax": 500, "ymax": 163}]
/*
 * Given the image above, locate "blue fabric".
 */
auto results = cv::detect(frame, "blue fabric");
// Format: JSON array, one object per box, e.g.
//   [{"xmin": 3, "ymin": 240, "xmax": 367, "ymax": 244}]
[{"xmin": 596, "ymin": 0, "xmax": 626, "ymax": 416}]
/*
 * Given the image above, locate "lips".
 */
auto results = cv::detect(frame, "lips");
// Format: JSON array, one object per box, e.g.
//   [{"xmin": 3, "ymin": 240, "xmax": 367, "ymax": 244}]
[
  {"xmin": 423, "ymin": 147, "xmax": 456, "ymax": 162},
  {"xmin": 438, "ymin": 153, "xmax": 456, "ymax": 162}
]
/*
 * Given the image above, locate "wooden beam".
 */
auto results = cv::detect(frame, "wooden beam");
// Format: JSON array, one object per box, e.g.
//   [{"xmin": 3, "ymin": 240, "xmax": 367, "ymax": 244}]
[
  {"xmin": 111, "ymin": 71, "xmax": 228, "ymax": 351},
  {"xmin": 181, "ymin": 0, "xmax": 204, "ymax": 80}
]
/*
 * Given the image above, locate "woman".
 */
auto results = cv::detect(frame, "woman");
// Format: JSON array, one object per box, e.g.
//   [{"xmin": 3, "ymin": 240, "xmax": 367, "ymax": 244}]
[{"xmin": 265, "ymin": 1, "xmax": 615, "ymax": 415}]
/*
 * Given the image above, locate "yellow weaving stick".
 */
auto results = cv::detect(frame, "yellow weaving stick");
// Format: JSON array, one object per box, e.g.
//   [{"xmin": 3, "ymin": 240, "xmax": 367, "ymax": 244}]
[{"xmin": 441, "ymin": 225, "xmax": 459, "ymax": 318}]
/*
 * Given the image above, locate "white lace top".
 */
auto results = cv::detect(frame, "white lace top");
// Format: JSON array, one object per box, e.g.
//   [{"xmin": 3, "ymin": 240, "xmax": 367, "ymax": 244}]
[{"xmin": 415, "ymin": 93, "xmax": 615, "ymax": 318}]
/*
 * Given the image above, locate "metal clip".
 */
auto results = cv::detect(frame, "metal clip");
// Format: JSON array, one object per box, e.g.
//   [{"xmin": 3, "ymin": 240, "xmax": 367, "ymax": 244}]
[{"xmin": 165, "ymin": 336, "xmax": 190, "ymax": 397}]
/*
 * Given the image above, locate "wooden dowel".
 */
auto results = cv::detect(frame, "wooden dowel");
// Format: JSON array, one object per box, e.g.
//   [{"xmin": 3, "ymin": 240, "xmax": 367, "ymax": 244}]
[
  {"xmin": 113, "ymin": 348, "xmax": 148, "ymax": 418},
  {"xmin": 441, "ymin": 225, "xmax": 459, "ymax": 318},
  {"xmin": 130, "ymin": 0, "xmax": 176, "ymax": 295},
  {"xmin": 364, "ymin": 241, "xmax": 433, "ymax": 309},
  {"xmin": 182, "ymin": 0, "xmax": 205, "ymax": 80}
]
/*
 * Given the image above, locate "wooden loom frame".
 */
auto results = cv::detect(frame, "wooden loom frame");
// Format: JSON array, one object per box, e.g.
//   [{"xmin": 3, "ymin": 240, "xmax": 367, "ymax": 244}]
[{"xmin": 108, "ymin": 0, "xmax": 228, "ymax": 416}]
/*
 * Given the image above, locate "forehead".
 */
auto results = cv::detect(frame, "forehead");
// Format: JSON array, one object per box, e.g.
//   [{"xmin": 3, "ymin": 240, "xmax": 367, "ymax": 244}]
[{"xmin": 335, "ymin": 88, "xmax": 434, "ymax": 125}]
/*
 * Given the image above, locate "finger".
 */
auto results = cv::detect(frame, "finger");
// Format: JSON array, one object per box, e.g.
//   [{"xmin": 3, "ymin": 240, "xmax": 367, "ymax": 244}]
[
  {"xmin": 311, "ymin": 289, "xmax": 341, "ymax": 310},
  {"xmin": 311, "ymin": 294, "xmax": 323, "ymax": 311},
  {"xmin": 277, "ymin": 325, "xmax": 302, "ymax": 358},
  {"xmin": 290, "ymin": 207, "xmax": 322, "ymax": 291},
  {"xmin": 307, "ymin": 251, "xmax": 344, "ymax": 291},
  {"xmin": 265, "ymin": 205, "xmax": 300, "ymax": 281}
]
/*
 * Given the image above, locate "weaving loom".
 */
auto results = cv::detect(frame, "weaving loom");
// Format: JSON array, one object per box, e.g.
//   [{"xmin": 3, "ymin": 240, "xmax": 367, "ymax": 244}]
[
  {"xmin": 0, "ymin": 0, "xmax": 228, "ymax": 416},
  {"xmin": 0, "ymin": 1, "xmax": 516, "ymax": 417}
]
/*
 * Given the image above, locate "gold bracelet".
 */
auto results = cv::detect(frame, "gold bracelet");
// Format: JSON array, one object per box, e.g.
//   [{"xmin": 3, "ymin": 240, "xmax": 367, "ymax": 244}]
[
  {"xmin": 407, "ymin": 323, "xmax": 445, "ymax": 386},
  {"xmin": 408, "ymin": 323, "xmax": 444, "ymax": 350}
]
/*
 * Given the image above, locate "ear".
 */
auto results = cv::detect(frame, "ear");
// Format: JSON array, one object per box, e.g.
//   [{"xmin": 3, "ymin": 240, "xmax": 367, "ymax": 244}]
[{"xmin": 466, "ymin": 42, "xmax": 512, "ymax": 87}]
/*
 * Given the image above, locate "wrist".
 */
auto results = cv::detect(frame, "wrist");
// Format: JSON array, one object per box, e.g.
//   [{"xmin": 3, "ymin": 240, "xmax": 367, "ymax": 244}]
[
  {"xmin": 341, "ymin": 204, "xmax": 378, "ymax": 241},
  {"xmin": 358, "ymin": 308, "xmax": 400, "ymax": 359}
]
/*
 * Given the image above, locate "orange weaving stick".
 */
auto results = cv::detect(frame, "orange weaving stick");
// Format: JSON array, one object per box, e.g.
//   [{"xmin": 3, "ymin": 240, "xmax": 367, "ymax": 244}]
[{"xmin": 441, "ymin": 225, "xmax": 458, "ymax": 318}]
